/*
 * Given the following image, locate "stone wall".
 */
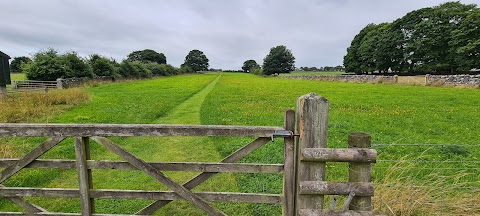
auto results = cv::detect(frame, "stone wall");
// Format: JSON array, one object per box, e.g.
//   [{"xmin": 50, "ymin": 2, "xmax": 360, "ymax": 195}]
[
  {"xmin": 57, "ymin": 76, "xmax": 116, "ymax": 88},
  {"xmin": 283, "ymin": 75, "xmax": 397, "ymax": 83},
  {"xmin": 426, "ymin": 74, "xmax": 480, "ymax": 87}
]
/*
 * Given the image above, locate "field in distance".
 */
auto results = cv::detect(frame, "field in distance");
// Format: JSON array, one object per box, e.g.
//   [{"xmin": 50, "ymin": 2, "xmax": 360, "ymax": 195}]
[{"xmin": 1, "ymin": 72, "xmax": 478, "ymax": 215}]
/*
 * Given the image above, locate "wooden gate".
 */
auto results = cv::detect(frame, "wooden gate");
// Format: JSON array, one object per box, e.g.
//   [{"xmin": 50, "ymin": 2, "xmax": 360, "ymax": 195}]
[{"xmin": 0, "ymin": 93, "xmax": 376, "ymax": 215}]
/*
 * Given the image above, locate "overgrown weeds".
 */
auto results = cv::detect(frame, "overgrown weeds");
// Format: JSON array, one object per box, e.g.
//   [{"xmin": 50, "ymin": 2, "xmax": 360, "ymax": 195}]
[
  {"xmin": 374, "ymin": 159, "xmax": 479, "ymax": 215},
  {"xmin": 0, "ymin": 88, "xmax": 90, "ymax": 123}
]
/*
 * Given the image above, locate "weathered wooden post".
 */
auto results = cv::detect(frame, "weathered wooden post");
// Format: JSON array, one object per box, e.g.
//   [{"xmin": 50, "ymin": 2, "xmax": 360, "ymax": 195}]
[
  {"xmin": 56, "ymin": 78, "xmax": 64, "ymax": 89},
  {"xmin": 295, "ymin": 93, "xmax": 329, "ymax": 213},
  {"xmin": 348, "ymin": 133, "xmax": 373, "ymax": 211},
  {"xmin": 283, "ymin": 109, "xmax": 296, "ymax": 215}
]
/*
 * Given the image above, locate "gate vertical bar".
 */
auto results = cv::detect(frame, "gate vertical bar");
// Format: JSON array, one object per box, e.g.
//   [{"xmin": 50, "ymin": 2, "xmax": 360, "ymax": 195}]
[
  {"xmin": 75, "ymin": 137, "xmax": 94, "ymax": 215},
  {"xmin": 283, "ymin": 109, "xmax": 295, "ymax": 216},
  {"xmin": 295, "ymin": 93, "xmax": 329, "ymax": 213},
  {"xmin": 348, "ymin": 133, "xmax": 372, "ymax": 211}
]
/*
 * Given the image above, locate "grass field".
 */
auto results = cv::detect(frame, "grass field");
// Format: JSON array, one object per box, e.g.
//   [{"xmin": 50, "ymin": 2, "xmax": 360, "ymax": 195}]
[
  {"xmin": 9, "ymin": 73, "xmax": 27, "ymax": 81},
  {"xmin": 1, "ymin": 72, "xmax": 479, "ymax": 215}
]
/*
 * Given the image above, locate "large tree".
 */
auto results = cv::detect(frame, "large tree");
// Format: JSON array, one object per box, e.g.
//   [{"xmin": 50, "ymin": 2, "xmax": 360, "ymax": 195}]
[
  {"xmin": 126, "ymin": 49, "xmax": 166, "ymax": 64},
  {"xmin": 452, "ymin": 7, "xmax": 480, "ymax": 70},
  {"xmin": 262, "ymin": 45, "xmax": 295, "ymax": 75},
  {"xmin": 242, "ymin": 60, "xmax": 259, "ymax": 73},
  {"xmin": 343, "ymin": 24, "xmax": 378, "ymax": 74},
  {"xmin": 10, "ymin": 56, "xmax": 31, "ymax": 72},
  {"xmin": 182, "ymin": 49, "xmax": 209, "ymax": 72}
]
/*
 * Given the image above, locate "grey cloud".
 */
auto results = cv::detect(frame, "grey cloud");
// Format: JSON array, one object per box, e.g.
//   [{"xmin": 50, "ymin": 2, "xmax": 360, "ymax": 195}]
[{"xmin": 1, "ymin": 0, "xmax": 478, "ymax": 70}]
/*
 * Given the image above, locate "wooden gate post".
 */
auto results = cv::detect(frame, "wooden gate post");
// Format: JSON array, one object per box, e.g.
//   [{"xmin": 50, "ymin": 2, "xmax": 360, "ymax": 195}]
[
  {"xmin": 283, "ymin": 109, "xmax": 295, "ymax": 216},
  {"xmin": 295, "ymin": 93, "xmax": 329, "ymax": 213},
  {"xmin": 348, "ymin": 133, "xmax": 373, "ymax": 211}
]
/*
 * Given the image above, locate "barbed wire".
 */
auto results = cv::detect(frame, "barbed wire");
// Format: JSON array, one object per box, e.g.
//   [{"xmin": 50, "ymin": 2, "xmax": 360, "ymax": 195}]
[
  {"xmin": 373, "ymin": 144, "xmax": 478, "ymax": 147},
  {"xmin": 377, "ymin": 160, "xmax": 480, "ymax": 163}
]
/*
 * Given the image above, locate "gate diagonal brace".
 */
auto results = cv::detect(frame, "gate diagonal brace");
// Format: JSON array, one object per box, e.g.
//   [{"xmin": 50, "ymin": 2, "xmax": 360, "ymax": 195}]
[
  {"xmin": 137, "ymin": 137, "xmax": 272, "ymax": 215},
  {"xmin": 93, "ymin": 137, "xmax": 226, "ymax": 216},
  {"xmin": 0, "ymin": 137, "xmax": 65, "ymax": 214}
]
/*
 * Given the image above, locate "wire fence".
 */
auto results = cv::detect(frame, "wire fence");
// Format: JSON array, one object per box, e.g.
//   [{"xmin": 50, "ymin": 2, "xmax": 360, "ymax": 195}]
[{"xmin": 370, "ymin": 143, "xmax": 479, "ymax": 215}]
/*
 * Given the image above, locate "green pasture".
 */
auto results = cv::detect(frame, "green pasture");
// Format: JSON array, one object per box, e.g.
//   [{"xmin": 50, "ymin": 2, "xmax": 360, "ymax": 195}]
[
  {"xmin": 1, "ymin": 72, "xmax": 479, "ymax": 215},
  {"xmin": 9, "ymin": 73, "xmax": 27, "ymax": 81}
]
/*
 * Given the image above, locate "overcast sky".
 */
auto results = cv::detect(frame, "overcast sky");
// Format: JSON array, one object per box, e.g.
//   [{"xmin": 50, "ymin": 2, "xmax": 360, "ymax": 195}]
[{"xmin": 1, "ymin": 0, "xmax": 479, "ymax": 70}]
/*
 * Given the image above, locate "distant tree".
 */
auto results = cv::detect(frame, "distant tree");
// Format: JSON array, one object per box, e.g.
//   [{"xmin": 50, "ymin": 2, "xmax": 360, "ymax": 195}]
[
  {"xmin": 182, "ymin": 49, "xmax": 209, "ymax": 72},
  {"xmin": 262, "ymin": 45, "xmax": 295, "ymax": 75},
  {"xmin": 10, "ymin": 56, "xmax": 31, "ymax": 72},
  {"xmin": 242, "ymin": 60, "xmax": 259, "ymax": 73},
  {"xmin": 126, "ymin": 49, "xmax": 166, "ymax": 64}
]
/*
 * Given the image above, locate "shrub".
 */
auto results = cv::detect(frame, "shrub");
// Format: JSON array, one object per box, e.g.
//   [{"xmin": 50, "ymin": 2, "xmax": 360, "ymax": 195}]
[
  {"xmin": 179, "ymin": 65, "xmax": 193, "ymax": 74},
  {"xmin": 23, "ymin": 49, "xmax": 67, "ymax": 81},
  {"xmin": 89, "ymin": 54, "xmax": 118, "ymax": 77},
  {"xmin": 250, "ymin": 67, "xmax": 264, "ymax": 75},
  {"xmin": 130, "ymin": 61, "xmax": 152, "ymax": 78},
  {"xmin": 61, "ymin": 52, "xmax": 94, "ymax": 78}
]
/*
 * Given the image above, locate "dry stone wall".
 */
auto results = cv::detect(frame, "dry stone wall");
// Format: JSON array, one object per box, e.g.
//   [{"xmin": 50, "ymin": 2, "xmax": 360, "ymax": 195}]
[
  {"xmin": 283, "ymin": 75, "xmax": 397, "ymax": 83},
  {"xmin": 426, "ymin": 74, "xmax": 480, "ymax": 87}
]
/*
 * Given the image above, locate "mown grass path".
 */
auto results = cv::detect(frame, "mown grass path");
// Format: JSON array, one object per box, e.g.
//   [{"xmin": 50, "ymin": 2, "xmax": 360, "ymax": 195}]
[{"xmin": 1, "ymin": 74, "xmax": 248, "ymax": 215}]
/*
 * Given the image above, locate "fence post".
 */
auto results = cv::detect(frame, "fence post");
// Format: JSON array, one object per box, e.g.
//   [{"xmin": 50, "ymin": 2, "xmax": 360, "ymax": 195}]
[
  {"xmin": 283, "ymin": 110, "xmax": 295, "ymax": 216},
  {"xmin": 295, "ymin": 93, "xmax": 329, "ymax": 213},
  {"xmin": 56, "ymin": 78, "xmax": 64, "ymax": 89},
  {"xmin": 348, "ymin": 133, "xmax": 372, "ymax": 211},
  {"xmin": 75, "ymin": 137, "xmax": 95, "ymax": 215},
  {"xmin": 425, "ymin": 74, "xmax": 431, "ymax": 86}
]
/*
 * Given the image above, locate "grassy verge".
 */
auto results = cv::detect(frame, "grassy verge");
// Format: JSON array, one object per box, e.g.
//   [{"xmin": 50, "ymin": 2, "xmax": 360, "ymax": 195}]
[{"xmin": 200, "ymin": 73, "xmax": 480, "ymax": 215}]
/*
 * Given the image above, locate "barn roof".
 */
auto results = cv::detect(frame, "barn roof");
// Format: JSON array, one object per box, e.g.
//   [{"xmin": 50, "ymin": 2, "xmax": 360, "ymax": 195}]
[{"xmin": 0, "ymin": 51, "xmax": 11, "ymax": 59}]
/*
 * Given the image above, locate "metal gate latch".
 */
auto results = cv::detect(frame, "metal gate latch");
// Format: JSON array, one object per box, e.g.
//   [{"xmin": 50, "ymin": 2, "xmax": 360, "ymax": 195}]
[{"xmin": 271, "ymin": 130, "xmax": 294, "ymax": 142}]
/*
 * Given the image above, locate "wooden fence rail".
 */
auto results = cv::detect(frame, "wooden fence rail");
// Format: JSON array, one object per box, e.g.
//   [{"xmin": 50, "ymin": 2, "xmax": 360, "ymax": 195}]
[{"xmin": 0, "ymin": 93, "xmax": 376, "ymax": 215}]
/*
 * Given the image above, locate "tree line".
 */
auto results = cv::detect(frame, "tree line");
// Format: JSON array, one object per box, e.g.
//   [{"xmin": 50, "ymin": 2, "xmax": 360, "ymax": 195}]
[
  {"xmin": 297, "ymin": 66, "xmax": 345, "ymax": 72},
  {"xmin": 344, "ymin": 2, "xmax": 480, "ymax": 75},
  {"xmin": 11, "ymin": 49, "xmax": 210, "ymax": 81}
]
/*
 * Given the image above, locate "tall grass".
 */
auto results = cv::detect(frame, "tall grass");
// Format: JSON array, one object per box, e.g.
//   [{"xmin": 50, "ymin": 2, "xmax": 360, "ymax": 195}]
[
  {"xmin": 0, "ymin": 89, "xmax": 90, "ymax": 123},
  {"xmin": 374, "ymin": 160, "xmax": 479, "ymax": 215}
]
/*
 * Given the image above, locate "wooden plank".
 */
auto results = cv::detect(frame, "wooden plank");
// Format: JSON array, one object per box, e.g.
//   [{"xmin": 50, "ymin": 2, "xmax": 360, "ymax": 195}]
[
  {"xmin": 0, "ymin": 187, "xmax": 282, "ymax": 204},
  {"xmin": 93, "ymin": 137, "xmax": 226, "ymax": 216},
  {"xmin": 0, "ymin": 137, "xmax": 65, "ymax": 184},
  {"xmin": 301, "ymin": 148, "xmax": 376, "ymax": 163},
  {"xmin": 0, "ymin": 159, "xmax": 283, "ymax": 173},
  {"xmin": 283, "ymin": 109, "xmax": 295, "ymax": 216},
  {"xmin": 299, "ymin": 181, "xmax": 374, "ymax": 196},
  {"xmin": 74, "ymin": 137, "xmax": 94, "ymax": 215},
  {"xmin": 0, "ymin": 137, "xmax": 64, "ymax": 214},
  {"xmin": 348, "ymin": 133, "xmax": 373, "ymax": 211},
  {"xmin": 137, "ymin": 137, "xmax": 271, "ymax": 215},
  {"xmin": 295, "ymin": 93, "xmax": 329, "ymax": 211},
  {"xmin": 0, "ymin": 185, "xmax": 47, "ymax": 214},
  {"xmin": 0, "ymin": 124, "xmax": 283, "ymax": 138},
  {"xmin": 298, "ymin": 209, "xmax": 373, "ymax": 216}
]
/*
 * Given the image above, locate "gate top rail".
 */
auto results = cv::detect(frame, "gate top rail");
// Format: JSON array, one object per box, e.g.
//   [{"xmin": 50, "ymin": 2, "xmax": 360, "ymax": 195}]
[{"xmin": 0, "ymin": 123, "xmax": 286, "ymax": 137}]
